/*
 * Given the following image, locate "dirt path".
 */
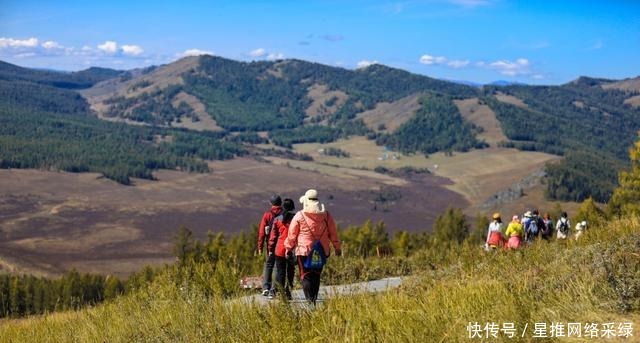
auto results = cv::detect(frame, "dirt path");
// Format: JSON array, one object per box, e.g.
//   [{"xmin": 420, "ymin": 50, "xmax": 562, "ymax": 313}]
[{"xmin": 237, "ymin": 277, "xmax": 403, "ymax": 307}]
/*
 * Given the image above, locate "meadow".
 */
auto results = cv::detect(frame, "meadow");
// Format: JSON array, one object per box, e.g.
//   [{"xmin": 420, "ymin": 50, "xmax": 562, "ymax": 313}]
[{"xmin": 1, "ymin": 213, "xmax": 638, "ymax": 342}]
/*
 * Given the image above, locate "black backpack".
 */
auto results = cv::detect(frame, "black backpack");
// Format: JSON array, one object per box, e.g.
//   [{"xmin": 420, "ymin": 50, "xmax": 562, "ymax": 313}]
[{"xmin": 558, "ymin": 219, "xmax": 569, "ymax": 234}]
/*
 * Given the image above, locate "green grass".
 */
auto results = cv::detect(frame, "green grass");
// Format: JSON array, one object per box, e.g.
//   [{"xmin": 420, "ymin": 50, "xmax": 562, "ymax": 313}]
[{"xmin": 1, "ymin": 218, "xmax": 639, "ymax": 342}]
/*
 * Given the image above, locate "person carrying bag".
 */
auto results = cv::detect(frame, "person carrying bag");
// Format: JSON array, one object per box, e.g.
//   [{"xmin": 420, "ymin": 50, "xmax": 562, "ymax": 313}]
[{"xmin": 285, "ymin": 189, "xmax": 341, "ymax": 305}]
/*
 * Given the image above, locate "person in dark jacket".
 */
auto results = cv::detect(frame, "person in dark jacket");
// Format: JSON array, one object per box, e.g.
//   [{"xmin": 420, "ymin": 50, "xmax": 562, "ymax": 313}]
[
  {"xmin": 267, "ymin": 198, "xmax": 296, "ymax": 299},
  {"xmin": 257, "ymin": 194, "xmax": 283, "ymax": 296}
]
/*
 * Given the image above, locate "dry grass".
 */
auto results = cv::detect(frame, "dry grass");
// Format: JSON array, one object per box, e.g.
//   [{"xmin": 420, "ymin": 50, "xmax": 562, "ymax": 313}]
[
  {"xmin": 170, "ymin": 91, "xmax": 223, "ymax": 131},
  {"xmin": 293, "ymin": 137, "xmax": 559, "ymax": 205},
  {"xmin": 454, "ymin": 97, "xmax": 508, "ymax": 146},
  {"xmin": 2, "ymin": 216, "xmax": 638, "ymax": 342},
  {"xmin": 305, "ymin": 84, "xmax": 348, "ymax": 119},
  {"xmin": 495, "ymin": 91, "xmax": 528, "ymax": 108},
  {"xmin": 624, "ymin": 95, "xmax": 640, "ymax": 108},
  {"xmin": 602, "ymin": 77, "xmax": 640, "ymax": 92},
  {"xmin": 356, "ymin": 93, "xmax": 422, "ymax": 132}
]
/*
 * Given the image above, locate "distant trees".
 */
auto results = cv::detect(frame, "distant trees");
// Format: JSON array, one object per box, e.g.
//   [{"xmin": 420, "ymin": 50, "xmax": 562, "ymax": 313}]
[
  {"xmin": 0, "ymin": 104, "xmax": 243, "ymax": 185},
  {"xmin": 484, "ymin": 81, "xmax": 640, "ymax": 202},
  {"xmin": 377, "ymin": 93, "xmax": 486, "ymax": 155},
  {"xmin": 0, "ymin": 271, "xmax": 124, "ymax": 318},
  {"xmin": 432, "ymin": 207, "xmax": 470, "ymax": 246}
]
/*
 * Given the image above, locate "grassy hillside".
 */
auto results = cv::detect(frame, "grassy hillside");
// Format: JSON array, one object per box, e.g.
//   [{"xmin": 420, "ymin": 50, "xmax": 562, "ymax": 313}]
[{"xmin": 2, "ymin": 216, "xmax": 638, "ymax": 342}]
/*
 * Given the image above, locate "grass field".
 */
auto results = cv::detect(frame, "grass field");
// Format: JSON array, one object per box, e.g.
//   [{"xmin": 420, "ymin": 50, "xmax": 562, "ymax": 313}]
[
  {"xmin": 454, "ymin": 97, "xmax": 508, "ymax": 146},
  {"xmin": 0, "ymin": 156, "xmax": 466, "ymax": 277},
  {"xmin": 294, "ymin": 137, "xmax": 560, "ymax": 202},
  {"xmin": 1, "ymin": 214, "xmax": 638, "ymax": 342}
]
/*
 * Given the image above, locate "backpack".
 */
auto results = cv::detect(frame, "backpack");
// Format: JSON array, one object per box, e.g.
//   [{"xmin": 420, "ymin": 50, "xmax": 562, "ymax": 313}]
[
  {"xmin": 301, "ymin": 214, "xmax": 328, "ymax": 270},
  {"xmin": 304, "ymin": 240, "xmax": 327, "ymax": 270},
  {"xmin": 558, "ymin": 219, "xmax": 569, "ymax": 234},
  {"xmin": 543, "ymin": 219, "xmax": 554, "ymax": 237},
  {"xmin": 527, "ymin": 218, "xmax": 539, "ymax": 236}
]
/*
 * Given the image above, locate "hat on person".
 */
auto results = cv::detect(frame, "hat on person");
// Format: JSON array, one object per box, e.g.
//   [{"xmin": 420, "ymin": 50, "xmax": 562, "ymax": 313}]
[
  {"xmin": 524, "ymin": 211, "xmax": 532, "ymax": 218},
  {"xmin": 299, "ymin": 189, "xmax": 324, "ymax": 213},
  {"xmin": 269, "ymin": 194, "xmax": 282, "ymax": 206},
  {"xmin": 492, "ymin": 212, "xmax": 501, "ymax": 220}
]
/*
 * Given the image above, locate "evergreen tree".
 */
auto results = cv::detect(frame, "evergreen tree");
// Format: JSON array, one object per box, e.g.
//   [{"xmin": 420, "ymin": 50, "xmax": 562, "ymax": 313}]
[
  {"xmin": 574, "ymin": 197, "xmax": 606, "ymax": 229},
  {"xmin": 173, "ymin": 226, "xmax": 196, "ymax": 266},
  {"xmin": 432, "ymin": 208, "xmax": 470, "ymax": 246}
]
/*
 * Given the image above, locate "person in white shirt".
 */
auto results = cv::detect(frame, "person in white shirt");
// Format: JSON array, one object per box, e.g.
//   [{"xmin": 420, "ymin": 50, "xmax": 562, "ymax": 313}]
[{"xmin": 556, "ymin": 212, "xmax": 571, "ymax": 240}]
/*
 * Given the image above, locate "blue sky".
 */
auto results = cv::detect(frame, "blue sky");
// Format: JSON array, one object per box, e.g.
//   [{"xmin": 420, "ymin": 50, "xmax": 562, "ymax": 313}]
[{"xmin": 1, "ymin": 0, "xmax": 638, "ymax": 84}]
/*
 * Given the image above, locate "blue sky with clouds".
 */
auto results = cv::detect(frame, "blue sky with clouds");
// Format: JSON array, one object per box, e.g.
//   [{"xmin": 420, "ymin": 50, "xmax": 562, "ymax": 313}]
[{"xmin": 1, "ymin": 0, "xmax": 638, "ymax": 84}]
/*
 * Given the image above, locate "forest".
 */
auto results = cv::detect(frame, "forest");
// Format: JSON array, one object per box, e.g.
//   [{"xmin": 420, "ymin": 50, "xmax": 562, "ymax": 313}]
[
  {"xmin": 377, "ymin": 93, "xmax": 487, "ymax": 154},
  {"xmin": 0, "ymin": 64, "xmax": 244, "ymax": 185},
  {"xmin": 483, "ymin": 80, "xmax": 640, "ymax": 201}
]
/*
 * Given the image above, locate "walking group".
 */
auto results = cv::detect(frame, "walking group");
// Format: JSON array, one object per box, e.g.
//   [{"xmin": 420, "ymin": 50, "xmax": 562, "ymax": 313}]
[
  {"xmin": 485, "ymin": 210, "xmax": 588, "ymax": 250},
  {"xmin": 256, "ymin": 189, "xmax": 341, "ymax": 304}
]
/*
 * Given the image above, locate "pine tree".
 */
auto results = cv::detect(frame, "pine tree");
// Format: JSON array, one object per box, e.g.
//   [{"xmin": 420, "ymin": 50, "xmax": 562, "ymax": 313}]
[
  {"xmin": 574, "ymin": 197, "xmax": 606, "ymax": 228},
  {"xmin": 432, "ymin": 207, "xmax": 470, "ymax": 246},
  {"xmin": 173, "ymin": 226, "xmax": 195, "ymax": 266}
]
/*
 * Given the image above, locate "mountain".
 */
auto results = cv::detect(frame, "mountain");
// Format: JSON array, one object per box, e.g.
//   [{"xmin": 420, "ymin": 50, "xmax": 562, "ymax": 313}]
[
  {"xmin": 2, "ymin": 57, "xmax": 640, "ymax": 201},
  {"xmin": 487, "ymin": 80, "xmax": 527, "ymax": 86},
  {"xmin": 0, "ymin": 60, "xmax": 123, "ymax": 89}
]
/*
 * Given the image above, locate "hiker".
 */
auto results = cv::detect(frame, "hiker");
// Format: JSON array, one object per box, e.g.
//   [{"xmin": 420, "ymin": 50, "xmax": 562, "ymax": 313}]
[
  {"xmin": 257, "ymin": 194, "xmax": 283, "ymax": 297},
  {"xmin": 505, "ymin": 215, "xmax": 524, "ymax": 249},
  {"xmin": 524, "ymin": 210, "xmax": 543, "ymax": 244},
  {"xmin": 485, "ymin": 213, "xmax": 505, "ymax": 250},
  {"xmin": 285, "ymin": 189, "xmax": 341, "ymax": 305},
  {"xmin": 541, "ymin": 213, "xmax": 554, "ymax": 240},
  {"xmin": 268, "ymin": 198, "xmax": 296, "ymax": 300},
  {"xmin": 556, "ymin": 212, "xmax": 571, "ymax": 240},
  {"xmin": 575, "ymin": 221, "xmax": 587, "ymax": 240}
]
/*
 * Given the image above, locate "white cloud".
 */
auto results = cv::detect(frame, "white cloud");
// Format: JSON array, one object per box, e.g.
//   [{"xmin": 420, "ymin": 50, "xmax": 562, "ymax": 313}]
[
  {"xmin": 419, "ymin": 54, "xmax": 447, "ymax": 65},
  {"xmin": 266, "ymin": 52, "xmax": 284, "ymax": 61},
  {"xmin": 249, "ymin": 48, "xmax": 266, "ymax": 58},
  {"xmin": 97, "ymin": 41, "xmax": 118, "ymax": 54},
  {"xmin": 356, "ymin": 60, "xmax": 379, "ymax": 69},
  {"xmin": 178, "ymin": 49, "xmax": 214, "ymax": 57},
  {"xmin": 588, "ymin": 39, "xmax": 603, "ymax": 50},
  {"xmin": 0, "ymin": 37, "xmax": 39, "ymax": 49},
  {"xmin": 489, "ymin": 58, "xmax": 531, "ymax": 76},
  {"xmin": 42, "ymin": 41, "xmax": 63, "ymax": 49},
  {"xmin": 15, "ymin": 52, "xmax": 36, "ymax": 58},
  {"xmin": 121, "ymin": 44, "xmax": 143, "ymax": 56},
  {"xmin": 447, "ymin": 59, "xmax": 470, "ymax": 68},
  {"xmin": 448, "ymin": 0, "xmax": 491, "ymax": 8}
]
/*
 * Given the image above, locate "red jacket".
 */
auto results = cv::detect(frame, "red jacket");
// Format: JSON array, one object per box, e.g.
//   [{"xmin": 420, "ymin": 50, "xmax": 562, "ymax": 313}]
[
  {"xmin": 257, "ymin": 206, "xmax": 282, "ymax": 252},
  {"xmin": 268, "ymin": 216, "xmax": 292, "ymax": 257}
]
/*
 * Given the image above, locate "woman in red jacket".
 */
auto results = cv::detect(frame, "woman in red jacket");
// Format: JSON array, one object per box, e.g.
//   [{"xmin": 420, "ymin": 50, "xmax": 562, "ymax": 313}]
[
  {"xmin": 267, "ymin": 198, "xmax": 296, "ymax": 299},
  {"xmin": 285, "ymin": 189, "xmax": 342, "ymax": 304}
]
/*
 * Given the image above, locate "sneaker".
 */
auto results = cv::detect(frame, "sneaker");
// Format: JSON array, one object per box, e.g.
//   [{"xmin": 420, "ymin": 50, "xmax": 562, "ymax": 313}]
[
  {"xmin": 261, "ymin": 290, "xmax": 269, "ymax": 296},
  {"xmin": 267, "ymin": 290, "xmax": 276, "ymax": 299}
]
